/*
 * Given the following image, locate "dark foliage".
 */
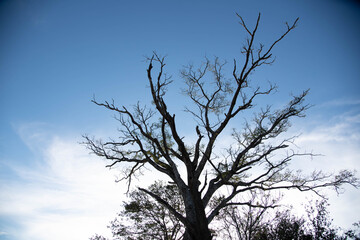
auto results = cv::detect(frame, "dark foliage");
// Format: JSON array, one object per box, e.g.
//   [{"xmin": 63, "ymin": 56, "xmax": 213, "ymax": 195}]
[
  {"xmin": 110, "ymin": 181, "xmax": 184, "ymax": 240},
  {"xmin": 251, "ymin": 199, "xmax": 358, "ymax": 240},
  {"xmin": 90, "ymin": 185, "xmax": 359, "ymax": 240}
]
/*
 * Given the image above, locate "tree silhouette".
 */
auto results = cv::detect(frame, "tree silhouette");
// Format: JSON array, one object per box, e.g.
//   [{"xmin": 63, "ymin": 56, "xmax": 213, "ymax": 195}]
[
  {"xmin": 214, "ymin": 190, "xmax": 281, "ymax": 240},
  {"xmin": 110, "ymin": 181, "xmax": 184, "ymax": 240},
  {"xmin": 90, "ymin": 186, "xmax": 359, "ymax": 240},
  {"xmin": 84, "ymin": 13, "xmax": 359, "ymax": 240},
  {"xmin": 252, "ymin": 199, "xmax": 355, "ymax": 240}
]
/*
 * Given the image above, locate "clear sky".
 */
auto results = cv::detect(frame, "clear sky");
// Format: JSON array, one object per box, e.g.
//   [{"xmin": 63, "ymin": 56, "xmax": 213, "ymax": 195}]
[{"xmin": 0, "ymin": 0, "xmax": 359, "ymax": 239}]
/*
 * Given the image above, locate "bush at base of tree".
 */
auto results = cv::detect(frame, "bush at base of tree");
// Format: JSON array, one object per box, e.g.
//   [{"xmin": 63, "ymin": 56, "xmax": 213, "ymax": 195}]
[
  {"xmin": 90, "ymin": 182, "xmax": 359, "ymax": 240},
  {"xmin": 250, "ymin": 199, "xmax": 359, "ymax": 240}
]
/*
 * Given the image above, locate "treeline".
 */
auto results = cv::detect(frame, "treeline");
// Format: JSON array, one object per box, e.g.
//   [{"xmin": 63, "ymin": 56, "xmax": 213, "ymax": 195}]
[{"xmin": 90, "ymin": 181, "xmax": 359, "ymax": 240}]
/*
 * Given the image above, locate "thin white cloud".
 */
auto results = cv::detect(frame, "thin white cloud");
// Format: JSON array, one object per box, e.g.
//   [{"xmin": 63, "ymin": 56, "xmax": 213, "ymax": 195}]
[
  {"xmin": 319, "ymin": 98, "xmax": 360, "ymax": 108},
  {"xmin": 0, "ymin": 125, "xmax": 127, "ymax": 240},
  {"xmin": 207, "ymin": 107, "xmax": 360, "ymax": 230},
  {"xmin": 286, "ymin": 109, "xmax": 360, "ymax": 229},
  {"xmin": 2, "ymin": 106, "xmax": 359, "ymax": 239}
]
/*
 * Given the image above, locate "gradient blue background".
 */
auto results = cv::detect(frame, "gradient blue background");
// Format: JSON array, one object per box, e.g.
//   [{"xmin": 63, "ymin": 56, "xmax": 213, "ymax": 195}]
[{"xmin": 0, "ymin": 0, "xmax": 359, "ymax": 239}]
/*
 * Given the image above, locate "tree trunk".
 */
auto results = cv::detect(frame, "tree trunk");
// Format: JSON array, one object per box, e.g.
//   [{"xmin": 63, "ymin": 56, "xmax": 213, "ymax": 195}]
[
  {"xmin": 183, "ymin": 217, "xmax": 212, "ymax": 240},
  {"xmin": 182, "ymin": 179, "xmax": 213, "ymax": 240}
]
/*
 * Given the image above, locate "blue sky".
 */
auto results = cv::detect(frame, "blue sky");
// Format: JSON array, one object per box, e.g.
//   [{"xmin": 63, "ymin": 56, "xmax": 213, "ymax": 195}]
[{"xmin": 0, "ymin": 0, "xmax": 359, "ymax": 239}]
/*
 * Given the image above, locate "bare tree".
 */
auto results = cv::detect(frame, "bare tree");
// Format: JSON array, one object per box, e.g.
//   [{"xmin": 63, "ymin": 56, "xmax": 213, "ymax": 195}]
[
  {"xmin": 213, "ymin": 190, "xmax": 281, "ymax": 240},
  {"xmin": 84, "ymin": 13, "xmax": 359, "ymax": 240}
]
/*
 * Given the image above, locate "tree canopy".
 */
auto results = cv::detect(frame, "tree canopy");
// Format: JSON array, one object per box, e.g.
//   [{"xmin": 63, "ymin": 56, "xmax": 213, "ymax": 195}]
[
  {"xmin": 84, "ymin": 13, "xmax": 359, "ymax": 240},
  {"xmin": 109, "ymin": 181, "xmax": 184, "ymax": 240}
]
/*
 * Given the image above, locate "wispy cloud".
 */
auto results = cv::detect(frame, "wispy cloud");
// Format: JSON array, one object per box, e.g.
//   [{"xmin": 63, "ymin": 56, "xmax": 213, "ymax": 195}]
[
  {"xmin": 1, "ymin": 106, "xmax": 359, "ymax": 239},
  {"xmin": 211, "ymin": 107, "xmax": 360, "ymax": 229},
  {"xmin": 0, "ymin": 125, "xmax": 127, "ymax": 240},
  {"xmin": 296, "ymin": 114, "xmax": 360, "ymax": 148},
  {"xmin": 286, "ymin": 109, "xmax": 360, "ymax": 228},
  {"xmin": 318, "ymin": 98, "xmax": 360, "ymax": 108}
]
